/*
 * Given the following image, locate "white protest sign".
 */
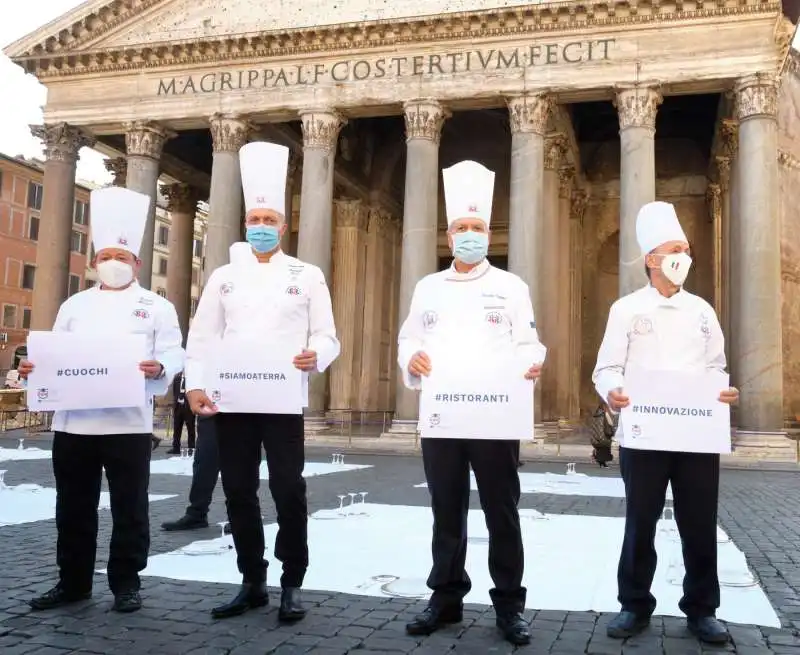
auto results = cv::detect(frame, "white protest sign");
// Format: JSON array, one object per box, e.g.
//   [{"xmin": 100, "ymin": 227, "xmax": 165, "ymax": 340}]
[
  {"xmin": 26, "ymin": 331, "xmax": 147, "ymax": 411},
  {"xmin": 206, "ymin": 341, "xmax": 303, "ymax": 414},
  {"xmin": 620, "ymin": 368, "xmax": 732, "ymax": 454},
  {"xmin": 419, "ymin": 350, "xmax": 534, "ymax": 440}
]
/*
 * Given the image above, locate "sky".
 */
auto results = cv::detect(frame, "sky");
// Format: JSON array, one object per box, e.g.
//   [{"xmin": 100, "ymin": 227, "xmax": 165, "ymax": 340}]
[{"xmin": 1, "ymin": 1, "xmax": 799, "ymax": 188}]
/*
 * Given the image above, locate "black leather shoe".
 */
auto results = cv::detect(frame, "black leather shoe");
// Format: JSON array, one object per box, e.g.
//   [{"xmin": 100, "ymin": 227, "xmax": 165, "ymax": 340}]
[
  {"xmin": 687, "ymin": 616, "xmax": 729, "ymax": 644},
  {"xmin": 405, "ymin": 605, "xmax": 463, "ymax": 636},
  {"xmin": 112, "ymin": 591, "xmax": 142, "ymax": 613},
  {"xmin": 29, "ymin": 584, "xmax": 91, "ymax": 610},
  {"xmin": 607, "ymin": 611, "xmax": 650, "ymax": 638},
  {"xmin": 496, "ymin": 612, "xmax": 531, "ymax": 645},
  {"xmin": 161, "ymin": 515, "xmax": 209, "ymax": 531},
  {"xmin": 211, "ymin": 583, "xmax": 268, "ymax": 619},
  {"xmin": 278, "ymin": 587, "xmax": 307, "ymax": 623}
]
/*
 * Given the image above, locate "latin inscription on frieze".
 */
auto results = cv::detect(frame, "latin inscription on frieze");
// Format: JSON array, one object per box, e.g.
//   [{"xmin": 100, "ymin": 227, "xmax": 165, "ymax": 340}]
[{"xmin": 156, "ymin": 39, "xmax": 616, "ymax": 96}]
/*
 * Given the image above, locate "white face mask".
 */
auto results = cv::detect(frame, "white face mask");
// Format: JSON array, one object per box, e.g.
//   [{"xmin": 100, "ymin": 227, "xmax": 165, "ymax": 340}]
[
  {"xmin": 660, "ymin": 252, "xmax": 692, "ymax": 286},
  {"xmin": 96, "ymin": 260, "xmax": 135, "ymax": 289}
]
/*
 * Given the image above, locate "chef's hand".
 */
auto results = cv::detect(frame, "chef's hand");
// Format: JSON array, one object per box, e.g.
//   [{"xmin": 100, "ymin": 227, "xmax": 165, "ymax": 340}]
[
  {"xmin": 17, "ymin": 360, "xmax": 34, "ymax": 380},
  {"xmin": 187, "ymin": 389, "xmax": 218, "ymax": 416},
  {"xmin": 524, "ymin": 364, "xmax": 542, "ymax": 380},
  {"xmin": 408, "ymin": 352, "xmax": 432, "ymax": 377},
  {"xmin": 139, "ymin": 360, "xmax": 165, "ymax": 379},
  {"xmin": 718, "ymin": 387, "xmax": 739, "ymax": 405},
  {"xmin": 293, "ymin": 349, "xmax": 317, "ymax": 371},
  {"xmin": 607, "ymin": 388, "xmax": 630, "ymax": 412}
]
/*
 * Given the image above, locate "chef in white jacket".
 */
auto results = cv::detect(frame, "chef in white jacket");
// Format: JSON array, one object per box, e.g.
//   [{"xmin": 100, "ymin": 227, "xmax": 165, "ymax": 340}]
[
  {"xmin": 184, "ymin": 142, "xmax": 340, "ymax": 622},
  {"xmin": 592, "ymin": 201, "xmax": 739, "ymax": 644},
  {"xmin": 18, "ymin": 186, "xmax": 185, "ymax": 614},
  {"xmin": 398, "ymin": 160, "xmax": 546, "ymax": 647}
]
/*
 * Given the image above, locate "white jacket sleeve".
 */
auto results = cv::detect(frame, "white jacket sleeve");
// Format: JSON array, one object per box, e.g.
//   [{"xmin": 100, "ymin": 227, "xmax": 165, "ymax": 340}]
[
  {"xmin": 148, "ymin": 300, "xmax": 186, "ymax": 398},
  {"xmin": 185, "ymin": 270, "xmax": 226, "ymax": 391},
  {"xmin": 704, "ymin": 308, "xmax": 728, "ymax": 374},
  {"xmin": 511, "ymin": 281, "xmax": 547, "ymax": 368},
  {"xmin": 307, "ymin": 266, "xmax": 340, "ymax": 373},
  {"xmin": 397, "ymin": 282, "xmax": 425, "ymax": 391},
  {"xmin": 592, "ymin": 301, "xmax": 630, "ymax": 405}
]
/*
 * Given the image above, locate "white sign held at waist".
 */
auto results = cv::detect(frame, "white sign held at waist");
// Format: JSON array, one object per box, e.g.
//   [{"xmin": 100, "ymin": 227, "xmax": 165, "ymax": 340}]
[
  {"xmin": 26, "ymin": 331, "xmax": 147, "ymax": 411},
  {"xmin": 619, "ymin": 368, "xmax": 731, "ymax": 454},
  {"xmin": 206, "ymin": 341, "xmax": 303, "ymax": 415},
  {"xmin": 419, "ymin": 349, "xmax": 534, "ymax": 440}
]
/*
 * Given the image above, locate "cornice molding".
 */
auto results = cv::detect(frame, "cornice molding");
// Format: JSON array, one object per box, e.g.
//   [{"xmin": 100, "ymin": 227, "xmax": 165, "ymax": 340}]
[{"xmin": 8, "ymin": 0, "xmax": 783, "ymax": 79}]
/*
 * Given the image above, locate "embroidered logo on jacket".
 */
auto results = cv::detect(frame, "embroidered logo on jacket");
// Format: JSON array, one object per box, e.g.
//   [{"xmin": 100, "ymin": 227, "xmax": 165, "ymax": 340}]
[
  {"xmin": 286, "ymin": 286, "xmax": 301, "ymax": 296},
  {"xmin": 220, "ymin": 282, "xmax": 233, "ymax": 296},
  {"xmin": 133, "ymin": 309, "xmax": 150, "ymax": 319},
  {"xmin": 633, "ymin": 317, "xmax": 653, "ymax": 335},
  {"xmin": 422, "ymin": 311, "xmax": 438, "ymax": 330},
  {"xmin": 486, "ymin": 311, "xmax": 503, "ymax": 325}
]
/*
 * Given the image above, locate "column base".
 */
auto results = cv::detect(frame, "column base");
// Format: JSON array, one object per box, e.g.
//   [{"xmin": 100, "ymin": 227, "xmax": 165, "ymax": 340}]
[{"xmin": 730, "ymin": 430, "xmax": 794, "ymax": 461}]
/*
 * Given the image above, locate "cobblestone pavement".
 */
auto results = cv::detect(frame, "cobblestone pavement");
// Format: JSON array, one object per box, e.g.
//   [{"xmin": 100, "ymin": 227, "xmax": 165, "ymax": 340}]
[{"xmin": 2, "ymin": 436, "xmax": 800, "ymax": 654}]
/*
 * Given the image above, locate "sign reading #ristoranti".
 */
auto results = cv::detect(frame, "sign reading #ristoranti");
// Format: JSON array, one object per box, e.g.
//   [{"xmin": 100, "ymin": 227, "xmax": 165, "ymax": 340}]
[
  {"xmin": 620, "ymin": 369, "xmax": 731, "ymax": 454},
  {"xmin": 206, "ymin": 342, "xmax": 303, "ymax": 415}
]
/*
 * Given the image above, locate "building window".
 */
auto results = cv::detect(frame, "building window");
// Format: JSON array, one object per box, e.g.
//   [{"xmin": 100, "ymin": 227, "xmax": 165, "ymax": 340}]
[
  {"xmin": 2, "ymin": 305, "xmax": 16, "ymax": 329},
  {"xmin": 28, "ymin": 215, "xmax": 39, "ymax": 241},
  {"xmin": 68, "ymin": 275, "xmax": 81, "ymax": 297},
  {"xmin": 158, "ymin": 257, "xmax": 168, "ymax": 275},
  {"xmin": 73, "ymin": 200, "xmax": 89, "ymax": 225},
  {"xmin": 27, "ymin": 182, "xmax": 43, "ymax": 210},
  {"xmin": 70, "ymin": 230, "xmax": 87, "ymax": 254},
  {"xmin": 190, "ymin": 297, "xmax": 198, "ymax": 316},
  {"xmin": 21, "ymin": 264, "xmax": 35, "ymax": 290},
  {"xmin": 156, "ymin": 288, "xmax": 167, "ymax": 297},
  {"xmin": 191, "ymin": 267, "xmax": 200, "ymax": 285},
  {"xmin": 157, "ymin": 225, "xmax": 169, "ymax": 245},
  {"xmin": 22, "ymin": 308, "xmax": 31, "ymax": 330},
  {"xmin": 193, "ymin": 239, "xmax": 203, "ymax": 258}
]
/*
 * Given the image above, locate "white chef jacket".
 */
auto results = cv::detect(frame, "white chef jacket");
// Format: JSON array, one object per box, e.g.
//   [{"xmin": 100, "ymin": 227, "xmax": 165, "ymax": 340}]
[
  {"xmin": 47, "ymin": 283, "xmax": 185, "ymax": 436},
  {"xmin": 397, "ymin": 259, "xmax": 547, "ymax": 390},
  {"xmin": 184, "ymin": 251, "xmax": 340, "ymax": 402},
  {"xmin": 592, "ymin": 285, "xmax": 727, "ymax": 441}
]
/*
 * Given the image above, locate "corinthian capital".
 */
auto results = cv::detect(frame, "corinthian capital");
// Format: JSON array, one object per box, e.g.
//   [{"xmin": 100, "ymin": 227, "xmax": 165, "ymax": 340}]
[
  {"xmin": 124, "ymin": 120, "xmax": 174, "ymax": 160},
  {"xmin": 161, "ymin": 183, "xmax": 199, "ymax": 214},
  {"xmin": 506, "ymin": 93, "xmax": 554, "ymax": 135},
  {"xmin": 735, "ymin": 73, "xmax": 779, "ymax": 122},
  {"xmin": 209, "ymin": 114, "xmax": 253, "ymax": 153},
  {"xmin": 30, "ymin": 123, "xmax": 96, "ymax": 164},
  {"xmin": 558, "ymin": 166, "xmax": 575, "ymax": 198},
  {"xmin": 403, "ymin": 99, "xmax": 449, "ymax": 144},
  {"xmin": 300, "ymin": 109, "xmax": 346, "ymax": 151},
  {"xmin": 544, "ymin": 134, "xmax": 568, "ymax": 170},
  {"xmin": 614, "ymin": 84, "xmax": 663, "ymax": 131},
  {"xmin": 334, "ymin": 198, "xmax": 368, "ymax": 230},
  {"xmin": 104, "ymin": 157, "xmax": 128, "ymax": 186},
  {"xmin": 720, "ymin": 119, "xmax": 739, "ymax": 158}
]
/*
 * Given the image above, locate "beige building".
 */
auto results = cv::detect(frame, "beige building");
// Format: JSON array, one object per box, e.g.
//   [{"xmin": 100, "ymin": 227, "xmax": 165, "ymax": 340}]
[{"xmin": 5, "ymin": 0, "xmax": 800, "ymax": 444}]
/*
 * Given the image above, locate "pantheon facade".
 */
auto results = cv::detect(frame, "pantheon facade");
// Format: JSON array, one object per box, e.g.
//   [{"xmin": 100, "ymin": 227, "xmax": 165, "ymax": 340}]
[{"xmin": 6, "ymin": 0, "xmax": 800, "ymax": 440}]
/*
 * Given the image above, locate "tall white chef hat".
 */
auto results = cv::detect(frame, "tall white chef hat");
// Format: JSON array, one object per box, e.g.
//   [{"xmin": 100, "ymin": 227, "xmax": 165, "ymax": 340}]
[
  {"xmin": 229, "ymin": 241, "xmax": 257, "ymax": 265},
  {"xmin": 636, "ymin": 201, "xmax": 689, "ymax": 255},
  {"xmin": 442, "ymin": 160, "xmax": 495, "ymax": 228},
  {"xmin": 239, "ymin": 142, "xmax": 289, "ymax": 217},
  {"xmin": 90, "ymin": 186, "xmax": 150, "ymax": 258}
]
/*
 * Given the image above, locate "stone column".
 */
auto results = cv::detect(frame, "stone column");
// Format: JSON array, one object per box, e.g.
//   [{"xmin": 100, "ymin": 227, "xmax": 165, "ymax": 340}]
[
  {"xmin": 555, "ymin": 166, "xmax": 575, "ymax": 420},
  {"xmin": 393, "ymin": 99, "xmax": 449, "ymax": 425},
  {"xmin": 614, "ymin": 84, "xmax": 662, "ymax": 296},
  {"xmin": 281, "ymin": 151, "xmax": 300, "ymax": 253},
  {"xmin": 297, "ymin": 109, "xmax": 346, "ymax": 413},
  {"xmin": 707, "ymin": 183, "xmax": 723, "ymax": 316},
  {"xmin": 569, "ymin": 191, "xmax": 588, "ymax": 418},
  {"xmin": 385, "ymin": 218, "xmax": 403, "ymax": 413},
  {"xmin": 29, "ymin": 123, "xmax": 95, "ymax": 330},
  {"xmin": 125, "ymin": 121, "xmax": 174, "ymax": 289},
  {"xmin": 541, "ymin": 134, "xmax": 567, "ymax": 422},
  {"xmin": 732, "ymin": 74, "xmax": 784, "ymax": 433},
  {"xmin": 329, "ymin": 199, "xmax": 368, "ymax": 411},
  {"xmin": 162, "ymin": 183, "xmax": 198, "ymax": 343},
  {"xmin": 204, "ymin": 114, "xmax": 252, "ymax": 281},
  {"xmin": 104, "ymin": 157, "xmax": 127, "ymax": 186},
  {"xmin": 718, "ymin": 118, "xmax": 738, "ymax": 362}
]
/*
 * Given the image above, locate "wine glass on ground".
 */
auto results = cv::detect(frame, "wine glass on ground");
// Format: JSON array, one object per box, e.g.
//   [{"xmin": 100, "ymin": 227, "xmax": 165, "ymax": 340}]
[
  {"xmin": 337, "ymin": 495, "xmax": 346, "ymax": 515},
  {"xmin": 17, "ymin": 438, "xmax": 24, "ymax": 450},
  {"xmin": 0, "ymin": 470, "xmax": 6, "ymax": 490},
  {"xmin": 218, "ymin": 521, "xmax": 229, "ymax": 539}
]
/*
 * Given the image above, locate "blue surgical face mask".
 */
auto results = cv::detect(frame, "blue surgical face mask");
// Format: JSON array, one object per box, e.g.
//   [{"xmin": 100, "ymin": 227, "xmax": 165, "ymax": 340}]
[
  {"xmin": 452, "ymin": 231, "xmax": 489, "ymax": 265},
  {"xmin": 246, "ymin": 225, "xmax": 280, "ymax": 253}
]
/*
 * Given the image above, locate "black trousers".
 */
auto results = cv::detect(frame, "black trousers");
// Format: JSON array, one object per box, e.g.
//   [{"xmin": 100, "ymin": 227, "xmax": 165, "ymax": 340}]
[
  {"xmin": 215, "ymin": 413, "xmax": 307, "ymax": 588},
  {"xmin": 172, "ymin": 403, "xmax": 196, "ymax": 450},
  {"xmin": 618, "ymin": 446, "xmax": 721, "ymax": 619},
  {"xmin": 421, "ymin": 438, "xmax": 525, "ymax": 614},
  {"xmin": 52, "ymin": 431, "xmax": 152, "ymax": 595},
  {"xmin": 185, "ymin": 416, "xmax": 220, "ymax": 520}
]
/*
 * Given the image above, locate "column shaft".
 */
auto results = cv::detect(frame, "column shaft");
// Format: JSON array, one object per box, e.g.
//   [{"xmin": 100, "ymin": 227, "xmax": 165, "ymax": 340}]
[
  {"xmin": 614, "ymin": 85, "xmax": 662, "ymax": 297},
  {"xmin": 568, "ymin": 192, "xmax": 587, "ymax": 418},
  {"xmin": 204, "ymin": 114, "xmax": 251, "ymax": 281},
  {"xmin": 162, "ymin": 183, "xmax": 198, "ymax": 342},
  {"xmin": 281, "ymin": 152, "xmax": 299, "ymax": 253},
  {"xmin": 732, "ymin": 74, "xmax": 784, "ymax": 432},
  {"xmin": 29, "ymin": 124, "xmax": 95, "ymax": 330},
  {"xmin": 125, "ymin": 121, "xmax": 173, "ymax": 289},
  {"xmin": 385, "ymin": 220, "xmax": 403, "ymax": 413},
  {"xmin": 394, "ymin": 99, "xmax": 448, "ymax": 423},
  {"xmin": 555, "ymin": 166, "xmax": 575, "ymax": 420}
]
